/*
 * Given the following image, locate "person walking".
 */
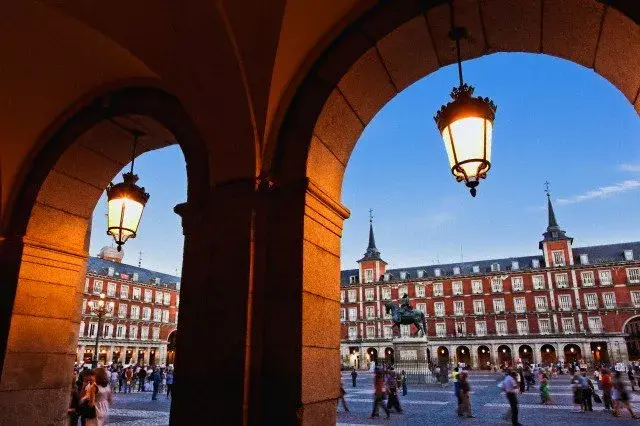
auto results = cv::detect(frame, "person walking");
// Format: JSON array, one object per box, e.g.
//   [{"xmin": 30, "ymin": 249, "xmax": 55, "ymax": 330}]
[
  {"xmin": 109, "ymin": 368, "xmax": 118, "ymax": 394},
  {"xmin": 517, "ymin": 368, "xmax": 525, "ymax": 394},
  {"xmin": 600, "ymin": 368, "xmax": 613, "ymax": 411},
  {"xmin": 137, "ymin": 367, "xmax": 147, "ymax": 392},
  {"xmin": 166, "ymin": 368, "xmax": 174, "ymax": 398},
  {"xmin": 628, "ymin": 368, "xmax": 636, "ymax": 392},
  {"xmin": 501, "ymin": 370, "xmax": 521, "ymax": 426},
  {"xmin": 118, "ymin": 368, "xmax": 125, "ymax": 393},
  {"xmin": 124, "ymin": 367, "xmax": 133, "ymax": 393},
  {"xmin": 540, "ymin": 373, "xmax": 552, "ymax": 405},
  {"xmin": 83, "ymin": 368, "xmax": 113, "ymax": 426},
  {"xmin": 579, "ymin": 371, "xmax": 593, "ymax": 412},
  {"xmin": 452, "ymin": 367, "xmax": 461, "ymax": 409},
  {"xmin": 457, "ymin": 372, "xmax": 475, "ymax": 418},
  {"xmin": 385, "ymin": 368, "xmax": 402, "ymax": 414},
  {"xmin": 401, "ymin": 370, "xmax": 408, "ymax": 396},
  {"xmin": 337, "ymin": 376, "xmax": 349, "ymax": 412},
  {"xmin": 150, "ymin": 368, "xmax": 162, "ymax": 400},
  {"xmin": 351, "ymin": 368, "xmax": 358, "ymax": 387},
  {"xmin": 613, "ymin": 371, "xmax": 639, "ymax": 418},
  {"xmin": 370, "ymin": 370, "xmax": 390, "ymax": 419},
  {"xmin": 570, "ymin": 372, "xmax": 582, "ymax": 412}
]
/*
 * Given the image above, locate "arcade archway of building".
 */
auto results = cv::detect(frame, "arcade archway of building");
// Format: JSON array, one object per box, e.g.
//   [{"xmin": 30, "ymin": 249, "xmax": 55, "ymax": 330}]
[{"xmin": 0, "ymin": 0, "xmax": 637, "ymax": 424}]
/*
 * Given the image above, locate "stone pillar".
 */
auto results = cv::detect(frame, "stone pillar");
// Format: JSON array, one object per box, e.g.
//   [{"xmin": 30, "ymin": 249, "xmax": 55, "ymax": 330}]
[
  {"xmin": 533, "ymin": 343, "xmax": 541, "ymax": 365},
  {"xmin": 134, "ymin": 346, "xmax": 140, "ymax": 364},
  {"xmin": 471, "ymin": 345, "xmax": 478, "ymax": 368},
  {"xmin": 170, "ymin": 179, "xmax": 257, "ymax": 425},
  {"xmin": 254, "ymin": 178, "xmax": 348, "ymax": 424},
  {"xmin": 582, "ymin": 341, "xmax": 591, "ymax": 362},
  {"xmin": 78, "ymin": 345, "xmax": 86, "ymax": 363},
  {"xmin": 106, "ymin": 346, "xmax": 113, "ymax": 366}
]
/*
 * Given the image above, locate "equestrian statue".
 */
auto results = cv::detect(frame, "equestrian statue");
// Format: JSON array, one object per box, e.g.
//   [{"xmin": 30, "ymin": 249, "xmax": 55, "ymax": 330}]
[{"xmin": 385, "ymin": 293, "xmax": 427, "ymax": 337}]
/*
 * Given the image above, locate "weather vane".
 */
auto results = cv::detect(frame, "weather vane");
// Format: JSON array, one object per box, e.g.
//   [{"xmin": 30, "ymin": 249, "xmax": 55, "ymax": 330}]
[
  {"xmin": 369, "ymin": 208, "xmax": 373, "ymax": 223},
  {"xmin": 544, "ymin": 181, "xmax": 551, "ymax": 197}
]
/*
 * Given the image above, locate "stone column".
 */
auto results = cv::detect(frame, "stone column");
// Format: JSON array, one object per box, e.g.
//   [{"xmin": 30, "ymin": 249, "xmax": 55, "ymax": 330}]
[
  {"xmin": 106, "ymin": 346, "xmax": 113, "ymax": 366},
  {"xmin": 253, "ymin": 178, "xmax": 348, "ymax": 424},
  {"xmin": 533, "ymin": 343, "xmax": 541, "ymax": 365},
  {"xmin": 170, "ymin": 179, "xmax": 257, "ymax": 425},
  {"xmin": 471, "ymin": 345, "xmax": 478, "ymax": 368},
  {"xmin": 78, "ymin": 345, "xmax": 86, "ymax": 363}
]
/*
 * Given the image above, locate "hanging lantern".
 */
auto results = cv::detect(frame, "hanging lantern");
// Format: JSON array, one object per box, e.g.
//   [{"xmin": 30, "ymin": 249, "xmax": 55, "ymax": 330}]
[
  {"xmin": 106, "ymin": 131, "xmax": 150, "ymax": 251},
  {"xmin": 433, "ymin": 21, "xmax": 497, "ymax": 197}
]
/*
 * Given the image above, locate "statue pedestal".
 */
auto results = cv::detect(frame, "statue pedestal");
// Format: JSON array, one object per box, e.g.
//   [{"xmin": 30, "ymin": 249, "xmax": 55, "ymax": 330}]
[{"xmin": 392, "ymin": 337, "xmax": 433, "ymax": 384}]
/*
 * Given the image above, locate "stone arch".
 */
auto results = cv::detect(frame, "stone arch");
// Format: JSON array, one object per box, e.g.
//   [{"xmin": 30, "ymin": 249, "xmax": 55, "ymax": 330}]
[
  {"xmin": 519, "ymin": 344, "xmax": 533, "ymax": 364},
  {"xmin": 456, "ymin": 345, "xmax": 471, "ymax": 366},
  {"xmin": 564, "ymin": 343, "xmax": 582, "ymax": 363},
  {"xmin": 478, "ymin": 345, "xmax": 491, "ymax": 369},
  {"xmin": 541, "ymin": 344, "xmax": 557, "ymax": 364},
  {"xmin": 0, "ymin": 84, "xmax": 211, "ymax": 423},
  {"xmin": 497, "ymin": 344, "xmax": 512, "ymax": 365},
  {"xmin": 623, "ymin": 315, "xmax": 640, "ymax": 360},
  {"xmin": 263, "ymin": 0, "xmax": 639, "ymax": 422}
]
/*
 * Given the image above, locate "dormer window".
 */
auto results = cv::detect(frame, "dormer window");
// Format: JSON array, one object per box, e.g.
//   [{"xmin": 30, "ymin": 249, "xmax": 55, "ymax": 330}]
[
  {"xmin": 579, "ymin": 254, "xmax": 589, "ymax": 265},
  {"xmin": 434, "ymin": 268, "xmax": 441, "ymax": 277},
  {"xmin": 349, "ymin": 275, "xmax": 357, "ymax": 284},
  {"xmin": 472, "ymin": 265, "xmax": 480, "ymax": 273},
  {"xmin": 491, "ymin": 263, "xmax": 500, "ymax": 272},
  {"xmin": 417, "ymin": 270, "xmax": 425, "ymax": 278},
  {"xmin": 453, "ymin": 267, "xmax": 461, "ymax": 275},
  {"xmin": 625, "ymin": 250, "xmax": 634, "ymax": 261},
  {"xmin": 511, "ymin": 261, "xmax": 519, "ymax": 271},
  {"xmin": 532, "ymin": 259, "xmax": 540, "ymax": 268},
  {"xmin": 383, "ymin": 273, "xmax": 391, "ymax": 281}
]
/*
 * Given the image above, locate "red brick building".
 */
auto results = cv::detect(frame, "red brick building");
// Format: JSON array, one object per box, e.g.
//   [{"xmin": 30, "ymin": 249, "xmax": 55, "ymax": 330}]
[
  {"xmin": 77, "ymin": 246, "xmax": 180, "ymax": 366},
  {"xmin": 341, "ymin": 196, "xmax": 640, "ymax": 369}
]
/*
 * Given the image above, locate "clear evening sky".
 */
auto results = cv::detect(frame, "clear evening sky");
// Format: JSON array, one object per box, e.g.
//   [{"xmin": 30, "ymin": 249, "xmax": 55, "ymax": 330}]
[{"xmin": 89, "ymin": 53, "xmax": 640, "ymax": 274}]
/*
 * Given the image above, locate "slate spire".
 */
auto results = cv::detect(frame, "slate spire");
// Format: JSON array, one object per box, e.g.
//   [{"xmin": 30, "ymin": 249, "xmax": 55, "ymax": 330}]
[
  {"xmin": 540, "ymin": 183, "xmax": 570, "ymax": 244},
  {"xmin": 359, "ymin": 209, "xmax": 382, "ymax": 262}
]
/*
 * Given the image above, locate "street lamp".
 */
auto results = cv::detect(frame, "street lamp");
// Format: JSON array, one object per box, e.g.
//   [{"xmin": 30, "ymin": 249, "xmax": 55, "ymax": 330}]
[
  {"xmin": 90, "ymin": 293, "xmax": 113, "ymax": 368},
  {"xmin": 106, "ymin": 130, "xmax": 150, "ymax": 251},
  {"xmin": 434, "ymin": 3, "xmax": 497, "ymax": 197}
]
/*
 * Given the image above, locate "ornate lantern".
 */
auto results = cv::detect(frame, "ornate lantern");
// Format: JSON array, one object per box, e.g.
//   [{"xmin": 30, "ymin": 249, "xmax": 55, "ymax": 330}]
[
  {"xmin": 106, "ymin": 131, "xmax": 150, "ymax": 251},
  {"xmin": 434, "ymin": 23, "xmax": 497, "ymax": 197}
]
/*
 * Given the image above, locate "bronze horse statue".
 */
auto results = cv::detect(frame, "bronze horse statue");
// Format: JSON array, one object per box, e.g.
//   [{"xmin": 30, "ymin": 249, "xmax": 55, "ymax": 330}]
[{"xmin": 384, "ymin": 301, "xmax": 427, "ymax": 337}]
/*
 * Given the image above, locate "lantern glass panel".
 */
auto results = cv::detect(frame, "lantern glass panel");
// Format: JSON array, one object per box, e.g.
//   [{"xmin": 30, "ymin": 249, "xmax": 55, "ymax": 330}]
[
  {"xmin": 107, "ymin": 196, "xmax": 145, "ymax": 242},
  {"xmin": 442, "ymin": 116, "xmax": 492, "ymax": 180}
]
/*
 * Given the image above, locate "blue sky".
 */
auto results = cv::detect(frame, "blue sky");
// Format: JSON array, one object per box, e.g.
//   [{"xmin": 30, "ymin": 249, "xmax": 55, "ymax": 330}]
[{"xmin": 90, "ymin": 53, "xmax": 640, "ymax": 274}]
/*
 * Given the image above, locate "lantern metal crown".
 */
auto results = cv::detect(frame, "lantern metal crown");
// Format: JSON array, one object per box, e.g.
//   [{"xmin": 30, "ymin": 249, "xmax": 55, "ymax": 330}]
[
  {"xmin": 106, "ymin": 129, "xmax": 150, "ymax": 251},
  {"xmin": 433, "ymin": 9, "xmax": 497, "ymax": 197}
]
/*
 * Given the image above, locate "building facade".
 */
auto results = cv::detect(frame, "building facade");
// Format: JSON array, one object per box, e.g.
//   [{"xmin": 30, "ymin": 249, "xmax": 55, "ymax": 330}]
[
  {"xmin": 77, "ymin": 246, "xmax": 180, "ymax": 367},
  {"xmin": 340, "ymin": 196, "xmax": 640, "ymax": 369}
]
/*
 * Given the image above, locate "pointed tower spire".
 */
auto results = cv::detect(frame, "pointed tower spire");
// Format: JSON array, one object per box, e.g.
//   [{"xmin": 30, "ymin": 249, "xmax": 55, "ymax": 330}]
[
  {"xmin": 540, "ymin": 182, "xmax": 571, "ymax": 247},
  {"xmin": 546, "ymin": 182, "xmax": 559, "ymax": 229},
  {"xmin": 359, "ymin": 209, "xmax": 382, "ymax": 262}
]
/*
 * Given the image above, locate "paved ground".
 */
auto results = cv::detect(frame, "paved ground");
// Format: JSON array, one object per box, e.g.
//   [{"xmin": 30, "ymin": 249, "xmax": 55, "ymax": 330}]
[{"xmin": 106, "ymin": 372, "xmax": 640, "ymax": 425}]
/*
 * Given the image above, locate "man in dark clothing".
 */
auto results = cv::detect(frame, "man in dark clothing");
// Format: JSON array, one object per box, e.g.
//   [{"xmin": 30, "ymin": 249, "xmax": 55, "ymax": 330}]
[
  {"xmin": 351, "ymin": 368, "xmax": 358, "ymax": 387},
  {"xmin": 150, "ymin": 368, "xmax": 162, "ymax": 400},
  {"xmin": 137, "ymin": 367, "xmax": 147, "ymax": 392}
]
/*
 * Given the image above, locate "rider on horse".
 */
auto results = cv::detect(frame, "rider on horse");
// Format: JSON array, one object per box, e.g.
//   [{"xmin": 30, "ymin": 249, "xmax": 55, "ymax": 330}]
[{"xmin": 400, "ymin": 293, "xmax": 413, "ymax": 313}]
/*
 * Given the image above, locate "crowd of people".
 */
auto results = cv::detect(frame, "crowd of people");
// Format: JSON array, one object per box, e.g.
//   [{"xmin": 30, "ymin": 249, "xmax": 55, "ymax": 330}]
[{"xmin": 68, "ymin": 363, "xmax": 174, "ymax": 425}]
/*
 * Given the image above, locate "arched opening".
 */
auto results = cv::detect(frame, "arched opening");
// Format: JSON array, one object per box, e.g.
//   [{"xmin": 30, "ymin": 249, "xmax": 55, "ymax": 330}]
[
  {"xmin": 541, "ymin": 344, "xmax": 557, "ymax": 365},
  {"xmin": 349, "ymin": 347, "xmax": 361, "ymax": 369},
  {"xmin": 624, "ymin": 316, "xmax": 640, "ymax": 360},
  {"xmin": 519, "ymin": 345, "xmax": 533, "ymax": 365},
  {"xmin": 478, "ymin": 345, "xmax": 491, "ymax": 370},
  {"xmin": 456, "ymin": 345, "xmax": 471, "ymax": 367},
  {"xmin": 366, "ymin": 347, "xmax": 378, "ymax": 366},
  {"xmin": 564, "ymin": 344, "xmax": 582, "ymax": 363},
  {"xmin": 384, "ymin": 347, "xmax": 395, "ymax": 365},
  {"xmin": 498, "ymin": 345, "xmax": 512, "ymax": 367},
  {"xmin": 591, "ymin": 342, "xmax": 609, "ymax": 364},
  {"xmin": 167, "ymin": 330, "xmax": 177, "ymax": 366},
  {"xmin": 437, "ymin": 346, "xmax": 449, "ymax": 365}
]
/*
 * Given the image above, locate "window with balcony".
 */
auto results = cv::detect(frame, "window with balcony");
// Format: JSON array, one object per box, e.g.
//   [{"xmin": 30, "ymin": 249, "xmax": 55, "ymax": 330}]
[
  {"xmin": 471, "ymin": 280, "xmax": 483, "ymax": 294},
  {"xmin": 603, "ymin": 292, "xmax": 616, "ymax": 309},
  {"xmin": 84, "ymin": 278, "xmax": 89, "ymax": 293},
  {"xmin": 118, "ymin": 303, "xmax": 127, "ymax": 318},
  {"xmin": 453, "ymin": 301, "xmax": 464, "ymax": 316},
  {"xmin": 142, "ymin": 307, "xmax": 151, "ymax": 320},
  {"xmin": 491, "ymin": 277, "xmax": 503, "ymax": 293},
  {"xmin": 162, "ymin": 310, "xmax": 170, "ymax": 323},
  {"xmin": 365, "ymin": 306, "xmax": 376, "ymax": 319},
  {"xmin": 153, "ymin": 308, "xmax": 161, "ymax": 322},
  {"xmin": 632, "ymin": 291, "xmax": 640, "ymax": 308},
  {"xmin": 144, "ymin": 289, "xmax": 152, "ymax": 303},
  {"xmin": 433, "ymin": 283, "xmax": 443, "ymax": 297},
  {"xmin": 364, "ymin": 288, "xmax": 375, "ymax": 301},
  {"xmin": 434, "ymin": 302, "xmax": 445, "ymax": 317},
  {"xmin": 348, "ymin": 326, "xmax": 357, "ymax": 340},
  {"xmin": 495, "ymin": 320, "xmax": 507, "ymax": 336},
  {"xmin": 383, "ymin": 325, "xmax": 393, "ymax": 338},
  {"xmin": 514, "ymin": 297, "xmax": 526, "ymax": 313},
  {"xmin": 584, "ymin": 293, "xmax": 598, "ymax": 310},
  {"xmin": 132, "ymin": 287, "xmax": 141, "ymax": 300},
  {"xmin": 129, "ymin": 325, "xmax": 138, "ymax": 340},
  {"xmin": 511, "ymin": 276, "xmax": 524, "ymax": 292},
  {"xmin": 153, "ymin": 327, "xmax": 160, "ymax": 340},
  {"xmin": 116, "ymin": 324, "xmax": 125, "ymax": 339},
  {"xmin": 627, "ymin": 268, "xmax": 640, "ymax": 284},
  {"xmin": 347, "ymin": 290, "xmax": 357, "ymax": 302},
  {"xmin": 473, "ymin": 300, "xmax": 485, "ymax": 315},
  {"xmin": 516, "ymin": 319, "xmax": 529, "ymax": 335},
  {"xmin": 558, "ymin": 295, "xmax": 572, "ymax": 311},
  {"xmin": 340, "ymin": 291, "xmax": 345, "ymax": 303},
  {"xmin": 155, "ymin": 291, "xmax": 163, "ymax": 304},
  {"xmin": 538, "ymin": 318, "xmax": 551, "ymax": 334},
  {"xmin": 416, "ymin": 303, "xmax": 426, "ymax": 313},
  {"xmin": 555, "ymin": 273, "xmax": 569, "ymax": 288},
  {"xmin": 415, "ymin": 284, "xmax": 425, "ymax": 297},
  {"xmin": 435, "ymin": 323, "xmax": 446, "ymax": 337},
  {"xmin": 103, "ymin": 323, "xmax": 112, "ymax": 339},
  {"xmin": 588, "ymin": 317, "xmax": 603, "ymax": 334},
  {"xmin": 107, "ymin": 282, "xmax": 116, "ymax": 297},
  {"xmin": 340, "ymin": 308, "xmax": 346, "ymax": 322},
  {"xmin": 400, "ymin": 325, "xmax": 410, "ymax": 337},
  {"xmin": 163, "ymin": 292, "xmax": 171, "ymax": 305},
  {"xmin": 561, "ymin": 318, "xmax": 575, "ymax": 334},
  {"xmin": 452, "ymin": 281, "xmax": 463, "ymax": 295},
  {"xmin": 532, "ymin": 275, "xmax": 545, "ymax": 290},
  {"xmin": 120, "ymin": 285, "xmax": 129, "ymax": 299},
  {"xmin": 348, "ymin": 307, "xmax": 357, "ymax": 321},
  {"xmin": 140, "ymin": 326, "xmax": 148, "ymax": 340},
  {"xmin": 581, "ymin": 271, "xmax": 595, "ymax": 287},
  {"xmin": 398, "ymin": 286, "xmax": 408, "ymax": 296},
  {"xmin": 89, "ymin": 322, "xmax": 98, "ymax": 338},
  {"xmin": 364, "ymin": 269, "xmax": 374, "ymax": 283},
  {"xmin": 79, "ymin": 321, "xmax": 85, "ymax": 337},
  {"xmin": 475, "ymin": 321, "xmax": 487, "ymax": 336},
  {"xmin": 493, "ymin": 298, "xmax": 505, "ymax": 313},
  {"xmin": 381, "ymin": 287, "xmax": 391, "ymax": 300},
  {"xmin": 82, "ymin": 298, "xmax": 87, "ymax": 314},
  {"xmin": 366, "ymin": 325, "xmax": 376, "ymax": 338},
  {"xmin": 93, "ymin": 280, "xmax": 103, "ymax": 295},
  {"xmin": 552, "ymin": 250, "xmax": 566, "ymax": 266},
  {"xmin": 130, "ymin": 305, "xmax": 140, "ymax": 319},
  {"xmin": 535, "ymin": 296, "xmax": 547, "ymax": 312},
  {"xmin": 455, "ymin": 322, "xmax": 466, "ymax": 336}
]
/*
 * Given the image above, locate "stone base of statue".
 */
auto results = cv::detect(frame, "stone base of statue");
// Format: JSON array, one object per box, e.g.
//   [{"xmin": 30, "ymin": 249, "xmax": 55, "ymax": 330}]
[{"xmin": 392, "ymin": 335, "xmax": 435, "ymax": 384}]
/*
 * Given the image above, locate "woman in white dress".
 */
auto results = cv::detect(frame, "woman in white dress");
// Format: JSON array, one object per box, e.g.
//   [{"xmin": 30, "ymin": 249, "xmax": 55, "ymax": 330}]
[{"xmin": 85, "ymin": 368, "xmax": 113, "ymax": 426}]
